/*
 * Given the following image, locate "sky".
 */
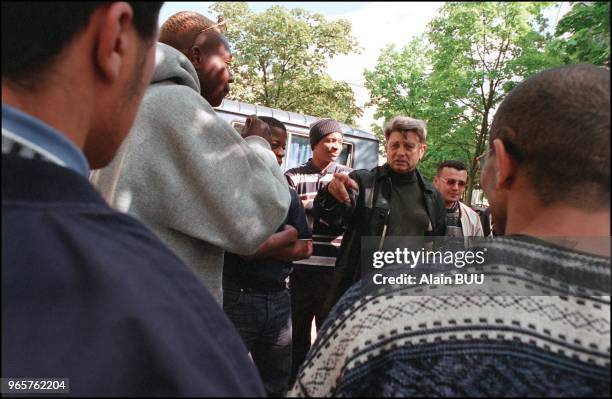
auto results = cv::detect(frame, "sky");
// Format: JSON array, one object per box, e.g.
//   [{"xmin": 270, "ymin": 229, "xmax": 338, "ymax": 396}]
[
  {"xmin": 157, "ymin": 2, "xmax": 571, "ymax": 129},
  {"xmin": 158, "ymin": 2, "xmax": 449, "ymax": 86}
]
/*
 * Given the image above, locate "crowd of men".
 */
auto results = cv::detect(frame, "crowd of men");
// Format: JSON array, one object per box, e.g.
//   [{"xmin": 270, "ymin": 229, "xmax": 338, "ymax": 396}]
[{"xmin": 2, "ymin": 2, "xmax": 610, "ymax": 397}]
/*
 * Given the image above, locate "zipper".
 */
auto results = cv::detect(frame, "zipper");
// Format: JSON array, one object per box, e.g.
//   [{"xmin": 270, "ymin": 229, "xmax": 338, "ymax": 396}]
[
  {"xmin": 377, "ymin": 176, "xmax": 392, "ymax": 251},
  {"xmin": 378, "ymin": 209, "xmax": 390, "ymax": 251}
]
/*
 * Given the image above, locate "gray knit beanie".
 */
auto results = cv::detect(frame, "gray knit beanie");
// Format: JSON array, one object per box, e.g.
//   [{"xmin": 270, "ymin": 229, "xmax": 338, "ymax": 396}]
[{"xmin": 309, "ymin": 119, "xmax": 343, "ymax": 149}]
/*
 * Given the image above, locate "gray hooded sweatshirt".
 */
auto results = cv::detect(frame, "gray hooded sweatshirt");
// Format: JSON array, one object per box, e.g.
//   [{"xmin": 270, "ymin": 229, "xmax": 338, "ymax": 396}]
[{"xmin": 91, "ymin": 43, "xmax": 290, "ymax": 303}]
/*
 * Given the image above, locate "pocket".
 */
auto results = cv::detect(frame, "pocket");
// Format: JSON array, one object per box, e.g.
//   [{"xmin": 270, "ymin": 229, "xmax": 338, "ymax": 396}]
[{"xmin": 222, "ymin": 285, "xmax": 244, "ymax": 313}]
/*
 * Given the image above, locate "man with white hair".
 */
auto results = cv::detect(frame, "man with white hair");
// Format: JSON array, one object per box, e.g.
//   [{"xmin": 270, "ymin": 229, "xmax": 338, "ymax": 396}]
[{"xmin": 314, "ymin": 116, "xmax": 446, "ymax": 321}]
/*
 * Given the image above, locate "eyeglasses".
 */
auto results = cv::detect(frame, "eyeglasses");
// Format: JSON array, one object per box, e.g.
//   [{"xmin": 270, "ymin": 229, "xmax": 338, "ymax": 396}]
[
  {"xmin": 190, "ymin": 17, "xmax": 227, "ymax": 50},
  {"xmin": 199, "ymin": 17, "xmax": 227, "ymax": 34},
  {"xmin": 440, "ymin": 177, "xmax": 467, "ymax": 188}
]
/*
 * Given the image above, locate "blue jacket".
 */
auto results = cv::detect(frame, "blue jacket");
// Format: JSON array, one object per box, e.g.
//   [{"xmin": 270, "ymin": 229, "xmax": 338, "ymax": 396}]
[{"xmin": 2, "ymin": 153, "xmax": 265, "ymax": 396}]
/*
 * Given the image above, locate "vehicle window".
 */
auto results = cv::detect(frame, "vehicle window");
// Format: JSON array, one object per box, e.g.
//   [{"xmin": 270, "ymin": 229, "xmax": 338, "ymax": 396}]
[{"xmin": 232, "ymin": 122, "xmax": 244, "ymax": 134}]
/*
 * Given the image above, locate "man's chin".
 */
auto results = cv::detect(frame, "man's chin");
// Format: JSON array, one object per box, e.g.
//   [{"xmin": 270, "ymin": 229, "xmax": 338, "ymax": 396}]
[
  {"xmin": 210, "ymin": 98, "xmax": 223, "ymax": 107},
  {"xmin": 204, "ymin": 92, "xmax": 226, "ymax": 107},
  {"xmin": 390, "ymin": 163, "xmax": 411, "ymax": 173}
]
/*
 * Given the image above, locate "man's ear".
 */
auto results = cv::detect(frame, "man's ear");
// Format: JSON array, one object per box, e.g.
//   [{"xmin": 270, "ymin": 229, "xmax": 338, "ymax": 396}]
[
  {"xmin": 242, "ymin": 115, "xmax": 254, "ymax": 135},
  {"xmin": 188, "ymin": 45, "xmax": 202, "ymax": 67},
  {"xmin": 492, "ymin": 138, "xmax": 517, "ymax": 190},
  {"xmin": 419, "ymin": 143, "xmax": 427, "ymax": 160},
  {"xmin": 95, "ymin": 2, "xmax": 134, "ymax": 82},
  {"xmin": 244, "ymin": 116, "xmax": 252, "ymax": 128},
  {"xmin": 433, "ymin": 175, "xmax": 440, "ymax": 187}
]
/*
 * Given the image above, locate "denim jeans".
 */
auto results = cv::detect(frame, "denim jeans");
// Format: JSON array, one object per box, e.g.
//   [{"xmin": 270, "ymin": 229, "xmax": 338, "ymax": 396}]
[
  {"xmin": 289, "ymin": 268, "xmax": 334, "ymax": 384},
  {"xmin": 223, "ymin": 280, "xmax": 292, "ymax": 397}
]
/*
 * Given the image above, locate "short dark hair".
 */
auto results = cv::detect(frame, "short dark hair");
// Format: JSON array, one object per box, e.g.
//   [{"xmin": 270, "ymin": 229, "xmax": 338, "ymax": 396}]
[
  {"xmin": 258, "ymin": 116, "xmax": 287, "ymax": 133},
  {"xmin": 437, "ymin": 160, "xmax": 467, "ymax": 175},
  {"xmin": 490, "ymin": 64, "xmax": 610, "ymax": 209},
  {"xmin": 2, "ymin": 2, "xmax": 163, "ymax": 85},
  {"xmin": 384, "ymin": 116, "xmax": 427, "ymax": 143}
]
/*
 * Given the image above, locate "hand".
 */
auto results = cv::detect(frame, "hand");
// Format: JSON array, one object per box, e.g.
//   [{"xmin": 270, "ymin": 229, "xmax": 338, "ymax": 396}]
[
  {"xmin": 242, "ymin": 115, "xmax": 271, "ymax": 143},
  {"xmin": 327, "ymin": 173, "xmax": 358, "ymax": 204},
  {"xmin": 241, "ymin": 224, "xmax": 298, "ymax": 260},
  {"xmin": 282, "ymin": 224, "xmax": 298, "ymax": 242}
]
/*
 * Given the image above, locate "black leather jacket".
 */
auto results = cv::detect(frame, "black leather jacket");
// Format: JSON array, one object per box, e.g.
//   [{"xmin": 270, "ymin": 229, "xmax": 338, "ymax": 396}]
[{"xmin": 313, "ymin": 164, "xmax": 447, "ymax": 321}]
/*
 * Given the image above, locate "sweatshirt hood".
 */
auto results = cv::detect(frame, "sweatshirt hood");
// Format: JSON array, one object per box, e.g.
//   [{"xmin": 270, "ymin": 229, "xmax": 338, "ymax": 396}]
[{"xmin": 151, "ymin": 42, "xmax": 200, "ymax": 94}]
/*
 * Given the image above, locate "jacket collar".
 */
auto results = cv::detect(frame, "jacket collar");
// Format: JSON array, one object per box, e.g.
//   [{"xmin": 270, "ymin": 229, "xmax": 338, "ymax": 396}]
[
  {"xmin": 3, "ymin": 153, "xmax": 106, "ymax": 205},
  {"xmin": 2, "ymin": 104, "xmax": 90, "ymax": 177}
]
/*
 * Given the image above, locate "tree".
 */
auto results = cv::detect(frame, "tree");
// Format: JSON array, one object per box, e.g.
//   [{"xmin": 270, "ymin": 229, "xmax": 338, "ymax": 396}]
[
  {"xmin": 364, "ymin": 39, "xmax": 473, "ymax": 176},
  {"xmin": 365, "ymin": 2, "xmax": 561, "ymax": 204},
  {"xmin": 549, "ymin": 1, "xmax": 610, "ymax": 67},
  {"xmin": 209, "ymin": 2, "xmax": 362, "ymax": 124}
]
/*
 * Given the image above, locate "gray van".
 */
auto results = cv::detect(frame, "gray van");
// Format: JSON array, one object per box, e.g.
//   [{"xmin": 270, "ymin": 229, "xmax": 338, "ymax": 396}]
[{"xmin": 214, "ymin": 99, "xmax": 379, "ymax": 171}]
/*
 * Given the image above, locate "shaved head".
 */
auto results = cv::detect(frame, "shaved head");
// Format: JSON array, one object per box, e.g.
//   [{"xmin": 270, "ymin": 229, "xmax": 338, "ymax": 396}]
[
  {"xmin": 159, "ymin": 11, "xmax": 217, "ymax": 56},
  {"xmin": 159, "ymin": 10, "xmax": 233, "ymax": 106},
  {"xmin": 490, "ymin": 64, "xmax": 610, "ymax": 209}
]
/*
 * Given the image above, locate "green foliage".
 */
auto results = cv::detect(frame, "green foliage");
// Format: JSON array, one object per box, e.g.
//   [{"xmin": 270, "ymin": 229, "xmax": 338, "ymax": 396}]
[
  {"xmin": 363, "ymin": 38, "xmax": 470, "ymax": 179},
  {"xmin": 209, "ymin": 2, "xmax": 362, "ymax": 124},
  {"xmin": 364, "ymin": 41, "xmax": 431, "ymax": 131},
  {"xmin": 549, "ymin": 2, "xmax": 610, "ymax": 66},
  {"xmin": 365, "ymin": 2, "xmax": 563, "ymax": 201}
]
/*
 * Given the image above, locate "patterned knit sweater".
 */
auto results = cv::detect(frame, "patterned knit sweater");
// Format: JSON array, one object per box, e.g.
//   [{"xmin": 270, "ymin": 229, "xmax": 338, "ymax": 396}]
[{"xmin": 289, "ymin": 236, "xmax": 610, "ymax": 397}]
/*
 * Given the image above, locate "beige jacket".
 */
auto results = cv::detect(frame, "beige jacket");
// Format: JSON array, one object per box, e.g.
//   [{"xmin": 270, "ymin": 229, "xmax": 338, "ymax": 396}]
[{"xmin": 459, "ymin": 201, "xmax": 484, "ymax": 237}]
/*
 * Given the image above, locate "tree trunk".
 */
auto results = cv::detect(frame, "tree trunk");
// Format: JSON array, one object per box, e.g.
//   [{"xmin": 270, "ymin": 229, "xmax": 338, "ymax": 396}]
[
  {"xmin": 466, "ymin": 110, "xmax": 490, "ymax": 205},
  {"xmin": 466, "ymin": 173, "xmax": 476, "ymax": 206}
]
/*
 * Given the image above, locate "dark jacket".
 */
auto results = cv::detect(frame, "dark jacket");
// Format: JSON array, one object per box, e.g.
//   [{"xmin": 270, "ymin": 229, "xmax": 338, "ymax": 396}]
[
  {"xmin": 2, "ymin": 154, "xmax": 265, "ymax": 396},
  {"xmin": 313, "ymin": 164, "xmax": 446, "ymax": 321}
]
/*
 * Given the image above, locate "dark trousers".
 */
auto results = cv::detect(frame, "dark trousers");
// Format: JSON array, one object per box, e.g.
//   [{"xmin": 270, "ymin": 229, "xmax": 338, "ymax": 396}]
[
  {"xmin": 223, "ymin": 280, "xmax": 292, "ymax": 397},
  {"xmin": 289, "ymin": 268, "xmax": 334, "ymax": 384}
]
